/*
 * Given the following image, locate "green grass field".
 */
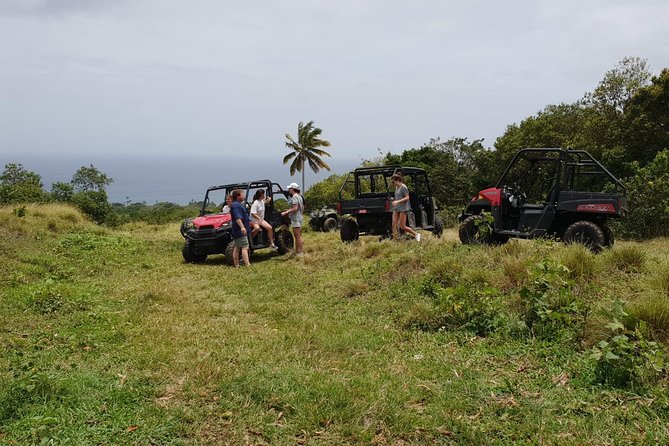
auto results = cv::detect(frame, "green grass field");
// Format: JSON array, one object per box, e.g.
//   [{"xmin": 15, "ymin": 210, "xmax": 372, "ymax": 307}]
[{"xmin": 1, "ymin": 204, "xmax": 669, "ymax": 445}]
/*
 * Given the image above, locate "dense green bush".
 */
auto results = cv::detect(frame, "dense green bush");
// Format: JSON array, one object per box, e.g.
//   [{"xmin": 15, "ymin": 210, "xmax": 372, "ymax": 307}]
[
  {"xmin": 0, "ymin": 163, "xmax": 49, "ymax": 204},
  {"xmin": 617, "ymin": 150, "xmax": 669, "ymax": 238},
  {"xmin": 70, "ymin": 190, "xmax": 114, "ymax": 225},
  {"xmin": 303, "ymin": 173, "xmax": 349, "ymax": 209}
]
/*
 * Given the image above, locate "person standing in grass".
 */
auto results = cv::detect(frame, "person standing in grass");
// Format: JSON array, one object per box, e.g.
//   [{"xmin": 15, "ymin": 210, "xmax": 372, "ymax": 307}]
[
  {"xmin": 230, "ymin": 189, "xmax": 251, "ymax": 267},
  {"xmin": 282, "ymin": 183, "xmax": 304, "ymax": 256},
  {"xmin": 391, "ymin": 173, "xmax": 420, "ymax": 242}
]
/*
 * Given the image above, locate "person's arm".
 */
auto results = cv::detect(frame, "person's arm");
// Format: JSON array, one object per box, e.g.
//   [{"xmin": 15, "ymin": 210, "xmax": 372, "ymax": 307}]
[
  {"xmin": 392, "ymin": 187, "xmax": 410, "ymax": 207},
  {"xmin": 282, "ymin": 203, "xmax": 298, "ymax": 216},
  {"xmin": 236, "ymin": 218, "xmax": 247, "ymax": 235}
]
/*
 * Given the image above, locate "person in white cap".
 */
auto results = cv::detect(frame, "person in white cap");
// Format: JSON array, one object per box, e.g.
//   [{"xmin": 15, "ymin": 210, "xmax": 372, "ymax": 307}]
[{"xmin": 281, "ymin": 183, "xmax": 304, "ymax": 256}]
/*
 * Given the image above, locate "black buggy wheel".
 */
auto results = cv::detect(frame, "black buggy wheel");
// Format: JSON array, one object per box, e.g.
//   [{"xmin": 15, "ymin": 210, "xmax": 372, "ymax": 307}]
[
  {"xmin": 602, "ymin": 225, "xmax": 615, "ymax": 248},
  {"xmin": 182, "ymin": 241, "xmax": 207, "ymax": 263},
  {"xmin": 224, "ymin": 242, "xmax": 235, "ymax": 266},
  {"xmin": 432, "ymin": 216, "xmax": 444, "ymax": 238},
  {"xmin": 322, "ymin": 217, "xmax": 338, "ymax": 232},
  {"xmin": 276, "ymin": 229, "xmax": 294, "ymax": 254},
  {"xmin": 340, "ymin": 219, "xmax": 359, "ymax": 243},
  {"xmin": 563, "ymin": 220, "xmax": 606, "ymax": 253},
  {"xmin": 459, "ymin": 215, "xmax": 493, "ymax": 245}
]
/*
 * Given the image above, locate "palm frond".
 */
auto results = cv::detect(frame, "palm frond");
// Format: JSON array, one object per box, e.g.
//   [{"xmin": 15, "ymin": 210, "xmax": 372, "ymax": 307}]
[{"xmin": 283, "ymin": 152, "xmax": 297, "ymax": 164}]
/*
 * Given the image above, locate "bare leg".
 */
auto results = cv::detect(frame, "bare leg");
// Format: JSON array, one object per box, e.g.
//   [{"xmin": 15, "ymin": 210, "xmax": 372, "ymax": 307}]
[
  {"xmin": 399, "ymin": 213, "xmax": 418, "ymax": 237},
  {"xmin": 392, "ymin": 211, "xmax": 400, "ymax": 240},
  {"xmin": 251, "ymin": 221, "xmax": 260, "ymax": 238},
  {"xmin": 294, "ymin": 227, "xmax": 303, "ymax": 254},
  {"xmin": 261, "ymin": 220, "xmax": 274, "ymax": 245},
  {"xmin": 233, "ymin": 246, "xmax": 240, "ymax": 267},
  {"xmin": 241, "ymin": 247, "xmax": 250, "ymax": 266}
]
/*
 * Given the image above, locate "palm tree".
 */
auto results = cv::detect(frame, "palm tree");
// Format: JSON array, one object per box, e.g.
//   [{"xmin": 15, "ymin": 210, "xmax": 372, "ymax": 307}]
[{"xmin": 283, "ymin": 121, "xmax": 332, "ymax": 190}]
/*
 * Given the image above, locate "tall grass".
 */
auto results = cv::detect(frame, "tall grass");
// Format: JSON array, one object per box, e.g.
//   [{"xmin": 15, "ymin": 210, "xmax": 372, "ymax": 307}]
[{"xmin": 604, "ymin": 245, "xmax": 647, "ymax": 273}]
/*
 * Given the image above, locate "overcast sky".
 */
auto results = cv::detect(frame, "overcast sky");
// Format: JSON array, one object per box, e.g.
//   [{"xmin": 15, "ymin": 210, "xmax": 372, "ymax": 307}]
[{"xmin": 1, "ymin": 0, "xmax": 668, "ymax": 162}]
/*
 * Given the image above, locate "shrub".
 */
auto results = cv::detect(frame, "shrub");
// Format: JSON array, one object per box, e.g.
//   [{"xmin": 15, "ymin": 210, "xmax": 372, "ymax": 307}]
[
  {"xmin": 519, "ymin": 260, "xmax": 591, "ymax": 340},
  {"xmin": 591, "ymin": 299, "xmax": 665, "ymax": 388},
  {"xmin": 605, "ymin": 246, "xmax": 647, "ymax": 273},
  {"xmin": 70, "ymin": 190, "xmax": 114, "ymax": 224}
]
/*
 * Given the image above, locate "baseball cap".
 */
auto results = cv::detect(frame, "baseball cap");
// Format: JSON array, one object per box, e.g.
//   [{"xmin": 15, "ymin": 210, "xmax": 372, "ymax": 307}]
[{"xmin": 286, "ymin": 182, "xmax": 300, "ymax": 190}]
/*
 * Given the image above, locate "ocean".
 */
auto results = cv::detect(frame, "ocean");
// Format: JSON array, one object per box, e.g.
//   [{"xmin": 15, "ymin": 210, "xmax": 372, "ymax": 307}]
[{"xmin": 3, "ymin": 154, "xmax": 359, "ymax": 205}]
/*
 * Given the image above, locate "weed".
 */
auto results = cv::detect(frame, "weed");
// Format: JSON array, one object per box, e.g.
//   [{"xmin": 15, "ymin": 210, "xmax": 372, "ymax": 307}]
[
  {"xmin": 13, "ymin": 205, "xmax": 27, "ymax": 217},
  {"xmin": 429, "ymin": 283, "xmax": 507, "ymax": 336},
  {"xmin": 519, "ymin": 260, "xmax": 591, "ymax": 340},
  {"xmin": 591, "ymin": 299, "xmax": 665, "ymax": 388}
]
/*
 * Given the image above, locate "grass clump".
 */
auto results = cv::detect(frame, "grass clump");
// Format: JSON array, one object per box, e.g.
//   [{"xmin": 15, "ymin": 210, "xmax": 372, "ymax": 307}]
[
  {"xmin": 559, "ymin": 244, "xmax": 598, "ymax": 281},
  {"xmin": 629, "ymin": 295, "xmax": 669, "ymax": 339},
  {"xmin": 605, "ymin": 245, "xmax": 647, "ymax": 273},
  {"xmin": 651, "ymin": 263, "xmax": 669, "ymax": 297}
]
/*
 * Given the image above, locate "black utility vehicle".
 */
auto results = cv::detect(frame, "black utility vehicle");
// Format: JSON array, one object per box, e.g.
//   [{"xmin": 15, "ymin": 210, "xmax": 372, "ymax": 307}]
[
  {"xmin": 458, "ymin": 148, "xmax": 627, "ymax": 251},
  {"xmin": 337, "ymin": 166, "xmax": 444, "ymax": 242},
  {"xmin": 180, "ymin": 180, "xmax": 294, "ymax": 264},
  {"xmin": 309, "ymin": 207, "xmax": 339, "ymax": 232}
]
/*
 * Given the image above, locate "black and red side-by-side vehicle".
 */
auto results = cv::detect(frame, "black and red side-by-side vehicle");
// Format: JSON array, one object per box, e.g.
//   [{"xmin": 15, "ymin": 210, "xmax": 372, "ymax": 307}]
[
  {"xmin": 336, "ymin": 165, "xmax": 444, "ymax": 242},
  {"xmin": 180, "ymin": 180, "xmax": 294, "ymax": 264},
  {"xmin": 458, "ymin": 148, "xmax": 627, "ymax": 251}
]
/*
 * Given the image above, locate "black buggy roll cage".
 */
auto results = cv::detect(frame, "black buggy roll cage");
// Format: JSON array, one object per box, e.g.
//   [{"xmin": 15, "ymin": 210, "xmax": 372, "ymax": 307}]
[
  {"xmin": 338, "ymin": 165, "xmax": 433, "ymax": 200},
  {"xmin": 495, "ymin": 148, "xmax": 627, "ymax": 194},
  {"xmin": 200, "ymin": 180, "xmax": 289, "ymax": 216}
]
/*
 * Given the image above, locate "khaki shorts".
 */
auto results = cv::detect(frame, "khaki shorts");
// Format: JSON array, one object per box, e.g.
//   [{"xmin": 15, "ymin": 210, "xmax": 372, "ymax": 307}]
[{"xmin": 233, "ymin": 237, "xmax": 249, "ymax": 248}]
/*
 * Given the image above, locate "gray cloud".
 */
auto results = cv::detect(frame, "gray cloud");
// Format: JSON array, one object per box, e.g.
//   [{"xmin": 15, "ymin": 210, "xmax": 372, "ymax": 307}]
[{"xmin": 0, "ymin": 0, "xmax": 668, "ymax": 162}]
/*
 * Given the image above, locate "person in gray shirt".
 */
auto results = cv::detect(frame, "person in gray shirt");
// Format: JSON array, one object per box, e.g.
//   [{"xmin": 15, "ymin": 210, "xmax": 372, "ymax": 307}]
[
  {"xmin": 391, "ymin": 173, "xmax": 421, "ymax": 242},
  {"xmin": 281, "ymin": 182, "xmax": 305, "ymax": 255}
]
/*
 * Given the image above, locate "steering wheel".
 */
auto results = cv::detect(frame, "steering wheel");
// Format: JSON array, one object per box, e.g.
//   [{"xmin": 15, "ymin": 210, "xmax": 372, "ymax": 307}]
[{"xmin": 511, "ymin": 182, "xmax": 527, "ymax": 206}]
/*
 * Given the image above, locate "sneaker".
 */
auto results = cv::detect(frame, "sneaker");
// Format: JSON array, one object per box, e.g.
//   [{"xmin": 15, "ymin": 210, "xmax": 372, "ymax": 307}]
[
  {"xmin": 296, "ymin": 252, "xmax": 304, "ymax": 257},
  {"xmin": 415, "ymin": 233, "xmax": 421, "ymax": 242},
  {"xmin": 270, "ymin": 244, "xmax": 279, "ymax": 251}
]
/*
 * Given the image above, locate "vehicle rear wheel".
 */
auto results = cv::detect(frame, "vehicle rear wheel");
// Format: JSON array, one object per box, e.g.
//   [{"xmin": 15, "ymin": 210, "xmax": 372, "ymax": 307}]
[
  {"xmin": 602, "ymin": 225, "xmax": 615, "ymax": 248},
  {"xmin": 322, "ymin": 217, "xmax": 338, "ymax": 232},
  {"xmin": 340, "ymin": 219, "xmax": 359, "ymax": 243},
  {"xmin": 182, "ymin": 241, "xmax": 207, "ymax": 263},
  {"xmin": 459, "ymin": 214, "xmax": 494, "ymax": 245},
  {"xmin": 563, "ymin": 220, "xmax": 606, "ymax": 252},
  {"xmin": 275, "ymin": 229, "xmax": 294, "ymax": 254},
  {"xmin": 432, "ymin": 216, "xmax": 444, "ymax": 238}
]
